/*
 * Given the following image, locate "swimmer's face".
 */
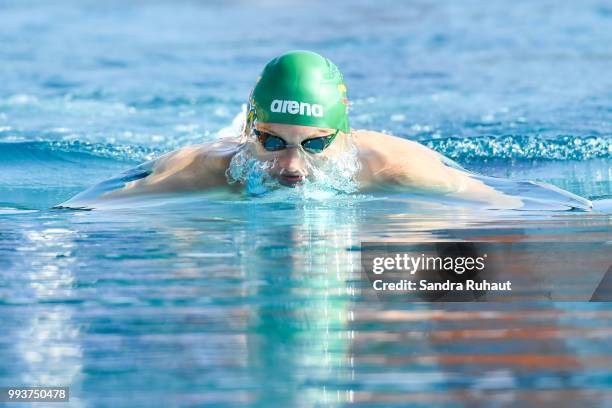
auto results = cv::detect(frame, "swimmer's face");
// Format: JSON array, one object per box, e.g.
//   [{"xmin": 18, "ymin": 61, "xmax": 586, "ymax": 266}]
[{"xmin": 252, "ymin": 122, "xmax": 347, "ymax": 187}]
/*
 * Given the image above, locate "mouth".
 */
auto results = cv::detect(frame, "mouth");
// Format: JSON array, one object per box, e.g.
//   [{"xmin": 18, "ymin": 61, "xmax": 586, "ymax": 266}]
[{"xmin": 278, "ymin": 174, "xmax": 305, "ymax": 187}]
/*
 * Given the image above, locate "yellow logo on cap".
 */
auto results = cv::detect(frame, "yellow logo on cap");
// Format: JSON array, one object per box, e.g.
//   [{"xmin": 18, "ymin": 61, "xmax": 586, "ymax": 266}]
[{"xmin": 338, "ymin": 84, "xmax": 347, "ymax": 93}]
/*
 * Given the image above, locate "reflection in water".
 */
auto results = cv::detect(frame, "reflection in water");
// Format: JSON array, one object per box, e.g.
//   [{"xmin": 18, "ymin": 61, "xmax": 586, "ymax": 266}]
[
  {"xmin": 12, "ymin": 225, "xmax": 84, "ymax": 406},
  {"xmin": 1, "ymin": 199, "xmax": 611, "ymax": 407},
  {"xmin": 164, "ymin": 201, "xmax": 360, "ymax": 406},
  {"xmin": 237, "ymin": 202, "xmax": 359, "ymax": 406}
]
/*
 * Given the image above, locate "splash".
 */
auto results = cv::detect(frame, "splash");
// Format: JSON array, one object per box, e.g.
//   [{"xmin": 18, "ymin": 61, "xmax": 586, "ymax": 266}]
[
  {"xmin": 225, "ymin": 143, "xmax": 279, "ymax": 196},
  {"xmin": 223, "ymin": 107, "xmax": 361, "ymax": 199},
  {"xmin": 225, "ymin": 134, "xmax": 361, "ymax": 200},
  {"xmin": 306, "ymin": 139, "xmax": 361, "ymax": 194},
  {"xmin": 425, "ymin": 135, "xmax": 612, "ymax": 162}
]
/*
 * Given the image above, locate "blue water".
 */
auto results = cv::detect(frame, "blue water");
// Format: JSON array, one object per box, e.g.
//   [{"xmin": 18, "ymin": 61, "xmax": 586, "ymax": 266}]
[{"xmin": 1, "ymin": 0, "xmax": 611, "ymax": 407}]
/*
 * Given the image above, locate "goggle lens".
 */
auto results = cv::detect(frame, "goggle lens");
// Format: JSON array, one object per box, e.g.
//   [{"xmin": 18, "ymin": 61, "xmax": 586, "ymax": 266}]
[
  {"xmin": 254, "ymin": 129, "xmax": 338, "ymax": 154},
  {"xmin": 258, "ymin": 133, "xmax": 286, "ymax": 151},
  {"xmin": 301, "ymin": 137, "xmax": 328, "ymax": 153}
]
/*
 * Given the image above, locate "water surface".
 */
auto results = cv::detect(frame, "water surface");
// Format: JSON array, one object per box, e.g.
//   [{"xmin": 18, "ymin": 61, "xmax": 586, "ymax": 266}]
[{"xmin": 1, "ymin": 0, "xmax": 611, "ymax": 406}]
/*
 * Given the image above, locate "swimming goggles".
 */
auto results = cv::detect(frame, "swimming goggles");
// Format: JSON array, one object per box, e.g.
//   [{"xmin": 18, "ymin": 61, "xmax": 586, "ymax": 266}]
[{"xmin": 253, "ymin": 128, "xmax": 339, "ymax": 154}]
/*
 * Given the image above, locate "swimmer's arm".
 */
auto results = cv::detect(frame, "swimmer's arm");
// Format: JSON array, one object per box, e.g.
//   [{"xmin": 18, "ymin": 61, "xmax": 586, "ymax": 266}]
[
  {"xmin": 105, "ymin": 139, "xmax": 240, "ymax": 198},
  {"xmin": 58, "ymin": 139, "xmax": 240, "ymax": 208},
  {"xmin": 354, "ymin": 130, "xmax": 523, "ymax": 207}
]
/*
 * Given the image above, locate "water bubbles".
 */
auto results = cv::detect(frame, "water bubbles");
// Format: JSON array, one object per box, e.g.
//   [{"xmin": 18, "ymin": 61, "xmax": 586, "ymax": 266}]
[
  {"xmin": 226, "ymin": 144, "xmax": 278, "ymax": 196},
  {"xmin": 226, "ymin": 138, "xmax": 361, "ymax": 199}
]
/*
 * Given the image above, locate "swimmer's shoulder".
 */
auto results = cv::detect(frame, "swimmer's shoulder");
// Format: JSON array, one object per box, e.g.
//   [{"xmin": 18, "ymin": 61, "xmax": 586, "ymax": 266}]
[
  {"xmin": 134, "ymin": 137, "xmax": 242, "ymax": 190},
  {"xmin": 351, "ymin": 129, "xmax": 431, "ymax": 155},
  {"xmin": 103, "ymin": 139, "xmax": 240, "ymax": 196},
  {"xmin": 350, "ymin": 129, "xmax": 442, "ymax": 165},
  {"xmin": 152, "ymin": 137, "xmax": 241, "ymax": 174},
  {"xmin": 350, "ymin": 129, "xmax": 459, "ymax": 189},
  {"xmin": 350, "ymin": 129, "xmax": 392, "ymax": 147},
  {"xmin": 196, "ymin": 136, "xmax": 243, "ymax": 166}
]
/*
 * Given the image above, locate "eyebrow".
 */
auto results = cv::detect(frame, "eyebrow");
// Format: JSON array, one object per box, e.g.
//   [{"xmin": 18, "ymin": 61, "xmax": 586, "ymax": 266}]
[{"xmin": 258, "ymin": 128, "xmax": 280, "ymax": 136}]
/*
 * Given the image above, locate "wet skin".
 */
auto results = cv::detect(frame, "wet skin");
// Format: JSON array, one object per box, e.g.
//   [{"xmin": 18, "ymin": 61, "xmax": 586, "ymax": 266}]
[{"xmin": 59, "ymin": 122, "xmax": 592, "ymax": 210}]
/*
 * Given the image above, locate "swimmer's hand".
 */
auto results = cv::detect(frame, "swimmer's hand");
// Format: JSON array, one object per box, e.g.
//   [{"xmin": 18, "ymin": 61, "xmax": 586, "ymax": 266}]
[{"xmin": 471, "ymin": 176, "xmax": 593, "ymax": 211}]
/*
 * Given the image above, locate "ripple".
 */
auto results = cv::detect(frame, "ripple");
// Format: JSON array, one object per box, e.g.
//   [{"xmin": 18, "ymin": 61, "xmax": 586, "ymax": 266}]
[
  {"xmin": 0, "ymin": 140, "xmax": 161, "ymax": 164},
  {"xmin": 425, "ymin": 135, "xmax": 612, "ymax": 162}
]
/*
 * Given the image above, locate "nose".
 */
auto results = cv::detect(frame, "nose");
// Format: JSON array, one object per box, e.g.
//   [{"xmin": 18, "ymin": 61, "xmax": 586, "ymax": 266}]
[{"xmin": 275, "ymin": 147, "xmax": 307, "ymax": 176}]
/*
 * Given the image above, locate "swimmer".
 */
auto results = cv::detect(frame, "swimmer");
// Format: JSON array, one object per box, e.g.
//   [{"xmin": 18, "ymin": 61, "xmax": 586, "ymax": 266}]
[{"xmin": 59, "ymin": 50, "xmax": 592, "ymax": 210}]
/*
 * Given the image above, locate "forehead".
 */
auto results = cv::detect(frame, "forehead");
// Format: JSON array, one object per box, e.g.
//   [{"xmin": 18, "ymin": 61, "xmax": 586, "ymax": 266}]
[{"xmin": 256, "ymin": 122, "xmax": 335, "ymax": 136}]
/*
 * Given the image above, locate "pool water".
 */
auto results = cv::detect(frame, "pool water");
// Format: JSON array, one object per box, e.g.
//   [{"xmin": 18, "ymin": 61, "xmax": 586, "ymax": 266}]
[{"xmin": 1, "ymin": 0, "xmax": 611, "ymax": 407}]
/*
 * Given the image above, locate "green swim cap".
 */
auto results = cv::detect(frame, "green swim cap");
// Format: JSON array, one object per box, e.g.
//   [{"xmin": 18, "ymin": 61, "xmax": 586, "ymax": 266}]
[{"xmin": 248, "ymin": 50, "xmax": 350, "ymax": 133}]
